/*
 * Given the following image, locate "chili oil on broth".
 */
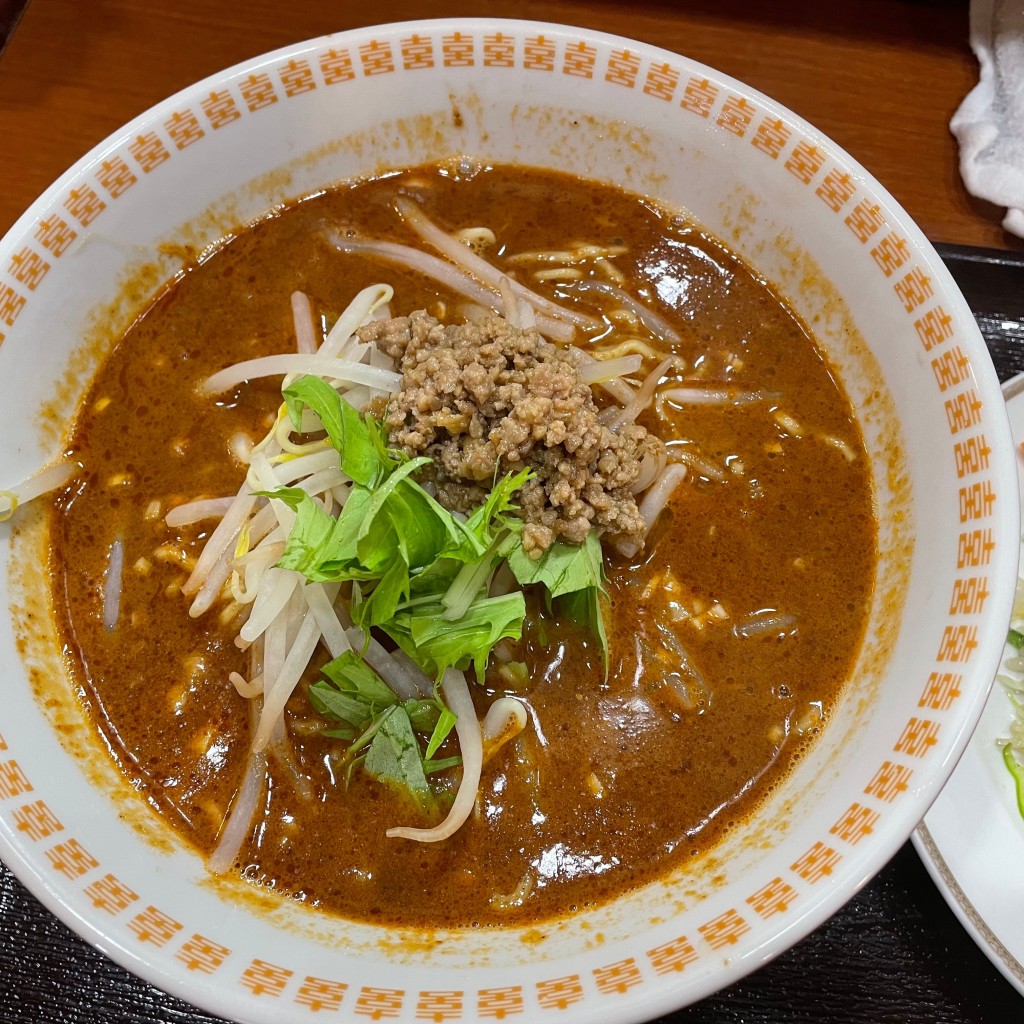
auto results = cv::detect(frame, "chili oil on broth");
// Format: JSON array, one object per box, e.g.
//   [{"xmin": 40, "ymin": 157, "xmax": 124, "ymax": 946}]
[{"xmin": 50, "ymin": 162, "xmax": 876, "ymax": 929}]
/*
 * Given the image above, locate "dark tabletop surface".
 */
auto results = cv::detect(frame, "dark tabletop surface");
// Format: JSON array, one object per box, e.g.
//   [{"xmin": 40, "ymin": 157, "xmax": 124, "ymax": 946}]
[{"xmin": 2, "ymin": 1, "xmax": 1024, "ymax": 1022}]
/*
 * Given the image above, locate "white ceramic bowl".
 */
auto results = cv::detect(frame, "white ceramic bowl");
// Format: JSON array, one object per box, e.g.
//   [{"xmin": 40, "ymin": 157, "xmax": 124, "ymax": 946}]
[{"xmin": 0, "ymin": 19, "xmax": 1016, "ymax": 1024}]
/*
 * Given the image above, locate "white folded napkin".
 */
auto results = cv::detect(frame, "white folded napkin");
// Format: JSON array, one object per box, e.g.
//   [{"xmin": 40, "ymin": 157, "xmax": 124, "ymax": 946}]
[{"xmin": 952, "ymin": 0, "xmax": 1024, "ymax": 237}]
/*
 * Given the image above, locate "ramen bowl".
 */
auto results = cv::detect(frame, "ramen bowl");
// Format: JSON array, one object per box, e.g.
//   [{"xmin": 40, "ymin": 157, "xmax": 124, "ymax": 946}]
[{"xmin": 0, "ymin": 18, "xmax": 1015, "ymax": 1024}]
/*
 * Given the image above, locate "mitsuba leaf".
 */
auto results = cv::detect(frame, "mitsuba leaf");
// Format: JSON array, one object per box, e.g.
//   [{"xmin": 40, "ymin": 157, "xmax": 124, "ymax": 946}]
[
  {"xmin": 508, "ymin": 531, "xmax": 609, "ymax": 670},
  {"xmin": 507, "ymin": 530, "xmax": 604, "ymax": 598},
  {"xmin": 389, "ymin": 591, "xmax": 526, "ymax": 682},
  {"xmin": 321, "ymin": 726, "xmax": 358, "ymax": 740},
  {"xmin": 364, "ymin": 707, "xmax": 433, "ymax": 809},
  {"xmin": 356, "ymin": 463, "xmax": 462, "ymax": 571},
  {"xmin": 309, "ymin": 650, "xmax": 399, "ymax": 731},
  {"xmin": 308, "ymin": 684, "xmax": 372, "ymax": 729},
  {"xmin": 269, "ymin": 473, "xmax": 448, "ymax": 585},
  {"xmin": 352, "ymin": 557, "xmax": 411, "ymax": 629},
  {"xmin": 282, "ymin": 376, "xmax": 383, "ymax": 486},
  {"xmin": 406, "ymin": 552, "xmax": 466, "ymax": 598},
  {"xmin": 311, "ymin": 651, "xmax": 457, "ymax": 806},
  {"xmin": 423, "ymin": 755, "xmax": 462, "ymax": 775},
  {"xmin": 259, "ymin": 487, "xmax": 369, "ymax": 582},
  {"xmin": 463, "ymin": 467, "xmax": 532, "ymax": 545},
  {"xmin": 320, "ymin": 650, "xmax": 398, "ymax": 709},
  {"xmin": 403, "ymin": 699, "xmax": 441, "ymax": 734},
  {"xmin": 259, "ymin": 486, "xmax": 336, "ymax": 578},
  {"xmin": 441, "ymin": 530, "xmax": 519, "ymax": 621},
  {"xmin": 423, "ymin": 704, "xmax": 458, "ymax": 761}
]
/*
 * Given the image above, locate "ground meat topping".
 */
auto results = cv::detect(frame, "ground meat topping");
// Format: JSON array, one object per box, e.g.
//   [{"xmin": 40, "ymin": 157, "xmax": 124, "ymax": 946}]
[{"xmin": 359, "ymin": 311, "xmax": 665, "ymax": 555}]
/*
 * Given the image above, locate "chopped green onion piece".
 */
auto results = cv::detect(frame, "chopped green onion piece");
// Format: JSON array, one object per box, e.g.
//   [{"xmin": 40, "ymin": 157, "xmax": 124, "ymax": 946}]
[{"xmin": 1008, "ymin": 628, "xmax": 1024, "ymax": 650}]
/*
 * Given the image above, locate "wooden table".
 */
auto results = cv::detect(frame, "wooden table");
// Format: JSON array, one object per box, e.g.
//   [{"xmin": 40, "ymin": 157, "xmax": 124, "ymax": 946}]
[
  {"xmin": 0, "ymin": 2, "xmax": 1021, "ymax": 1022},
  {"xmin": 2, "ymin": 0, "xmax": 1017, "ymax": 250}
]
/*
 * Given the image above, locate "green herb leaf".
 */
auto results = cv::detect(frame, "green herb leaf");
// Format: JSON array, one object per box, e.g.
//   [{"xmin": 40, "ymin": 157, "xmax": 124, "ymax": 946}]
[
  {"xmin": 423, "ymin": 704, "xmax": 458, "ymax": 761},
  {"xmin": 309, "ymin": 685, "xmax": 373, "ymax": 729},
  {"xmin": 259, "ymin": 486, "xmax": 367, "ymax": 582},
  {"xmin": 507, "ymin": 530, "xmax": 604, "ymax": 599},
  {"xmin": 261, "ymin": 486, "xmax": 337, "ymax": 578},
  {"xmin": 321, "ymin": 726, "xmax": 358, "ymax": 740},
  {"xmin": 351, "ymin": 457, "xmax": 465, "ymax": 575},
  {"xmin": 392, "ymin": 591, "xmax": 526, "ymax": 682},
  {"xmin": 313, "ymin": 651, "xmax": 452, "ymax": 745},
  {"xmin": 508, "ymin": 531, "xmax": 609, "ymax": 669},
  {"xmin": 364, "ymin": 707, "xmax": 433, "ymax": 809},
  {"xmin": 352, "ymin": 557, "xmax": 411, "ymax": 629},
  {"xmin": 283, "ymin": 376, "xmax": 383, "ymax": 486},
  {"xmin": 309, "ymin": 649, "xmax": 400, "ymax": 731},
  {"xmin": 423, "ymin": 755, "xmax": 462, "ymax": 775},
  {"xmin": 403, "ymin": 699, "xmax": 441, "ymax": 734},
  {"xmin": 463, "ymin": 468, "xmax": 532, "ymax": 545},
  {"xmin": 311, "ymin": 652, "xmax": 455, "ymax": 805},
  {"xmin": 320, "ymin": 650, "xmax": 398, "ymax": 708},
  {"xmin": 441, "ymin": 530, "xmax": 519, "ymax": 621}
]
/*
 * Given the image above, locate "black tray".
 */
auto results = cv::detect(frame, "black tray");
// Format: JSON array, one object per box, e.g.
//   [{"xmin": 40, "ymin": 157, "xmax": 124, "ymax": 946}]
[{"xmin": 2, "ymin": 244, "xmax": 1023, "ymax": 1023}]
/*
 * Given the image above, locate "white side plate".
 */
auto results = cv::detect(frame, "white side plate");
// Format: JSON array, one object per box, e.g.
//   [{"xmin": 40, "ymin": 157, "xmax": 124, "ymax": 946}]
[{"xmin": 914, "ymin": 371, "xmax": 1024, "ymax": 998}]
